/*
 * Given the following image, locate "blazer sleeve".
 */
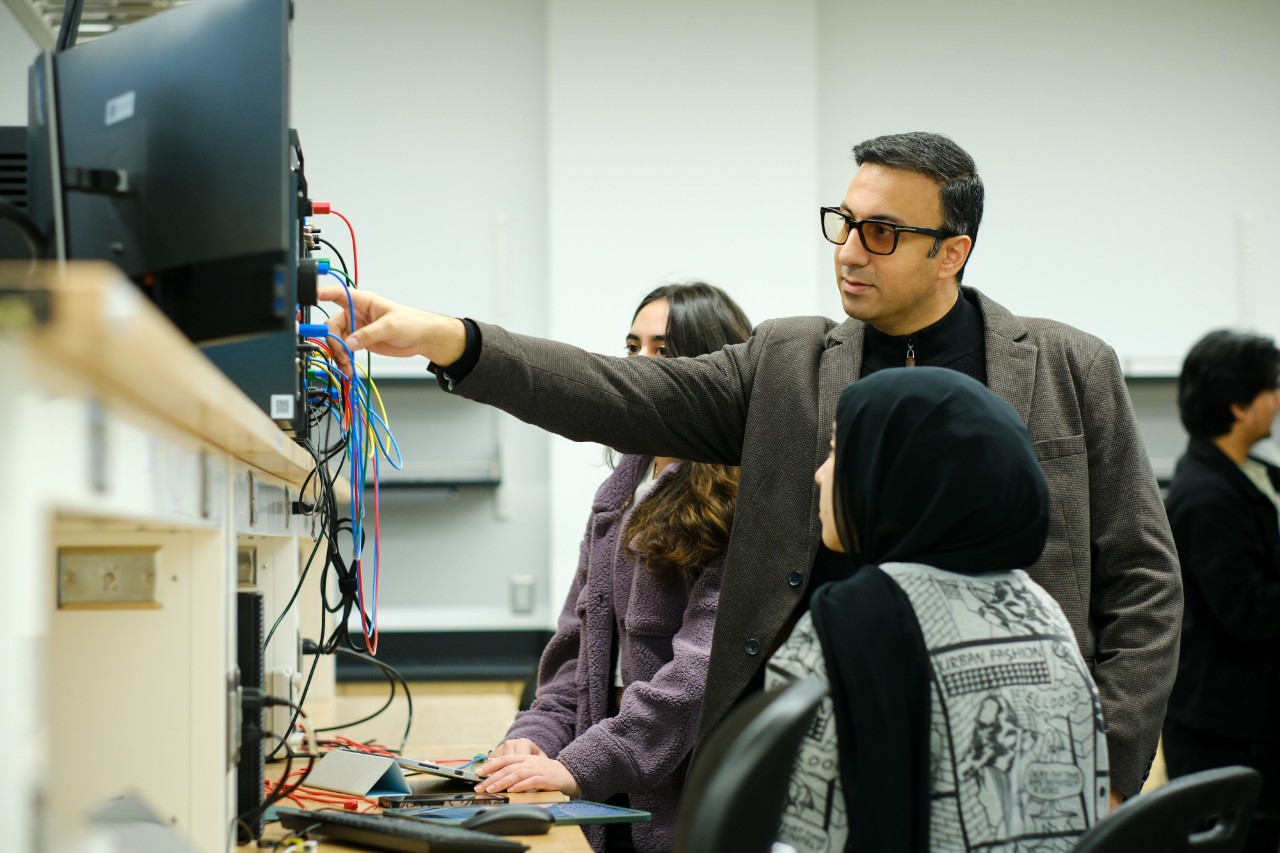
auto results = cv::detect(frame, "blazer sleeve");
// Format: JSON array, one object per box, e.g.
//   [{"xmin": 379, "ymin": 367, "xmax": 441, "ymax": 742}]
[
  {"xmin": 553, "ymin": 564, "xmax": 722, "ymax": 801},
  {"xmin": 501, "ymin": 524, "xmax": 592, "ymax": 757},
  {"xmin": 445, "ymin": 319, "xmax": 775, "ymax": 466},
  {"xmin": 1080, "ymin": 343, "xmax": 1184, "ymax": 796},
  {"xmin": 1172, "ymin": 479, "xmax": 1280, "ymax": 645}
]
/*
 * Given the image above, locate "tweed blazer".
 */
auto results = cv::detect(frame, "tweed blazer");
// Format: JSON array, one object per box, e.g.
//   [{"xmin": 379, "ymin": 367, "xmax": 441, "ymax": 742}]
[{"xmin": 451, "ymin": 286, "xmax": 1182, "ymax": 796}]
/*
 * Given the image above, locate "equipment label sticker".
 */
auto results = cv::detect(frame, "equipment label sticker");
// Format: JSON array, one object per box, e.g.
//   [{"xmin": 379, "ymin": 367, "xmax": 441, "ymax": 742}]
[{"xmin": 105, "ymin": 92, "xmax": 135, "ymax": 127}]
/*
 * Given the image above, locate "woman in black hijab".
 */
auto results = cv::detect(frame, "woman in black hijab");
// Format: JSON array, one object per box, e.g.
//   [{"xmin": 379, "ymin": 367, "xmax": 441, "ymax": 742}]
[{"xmin": 767, "ymin": 367, "xmax": 1109, "ymax": 853}]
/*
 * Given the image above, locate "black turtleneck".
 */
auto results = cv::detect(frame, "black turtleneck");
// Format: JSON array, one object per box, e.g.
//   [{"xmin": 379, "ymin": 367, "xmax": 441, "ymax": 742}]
[
  {"xmin": 860, "ymin": 289, "xmax": 987, "ymax": 384},
  {"xmin": 803, "ymin": 290, "xmax": 989, "ymax": 612}
]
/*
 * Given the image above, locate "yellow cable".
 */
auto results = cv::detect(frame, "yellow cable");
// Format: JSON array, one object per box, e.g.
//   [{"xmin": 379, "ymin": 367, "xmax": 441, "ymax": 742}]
[{"xmin": 352, "ymin": 361, "xmax": 397, "ymax": 464}]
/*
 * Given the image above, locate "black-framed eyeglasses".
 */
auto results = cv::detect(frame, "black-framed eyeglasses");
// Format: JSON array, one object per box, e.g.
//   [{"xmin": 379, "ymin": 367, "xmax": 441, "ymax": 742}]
[{"xmin": 820, "ymin": 206, "xmax": 954, "ymax": 256}]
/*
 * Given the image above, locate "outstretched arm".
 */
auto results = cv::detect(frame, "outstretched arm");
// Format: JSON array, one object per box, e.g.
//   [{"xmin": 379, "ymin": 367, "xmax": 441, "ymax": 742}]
[
  {"xmin": 316, "ymin": 283, "xmax": 465, "ymax": 372},
  {"xmin": 315, "ymin": 283, "xmax": 775, "ymax": 466}
]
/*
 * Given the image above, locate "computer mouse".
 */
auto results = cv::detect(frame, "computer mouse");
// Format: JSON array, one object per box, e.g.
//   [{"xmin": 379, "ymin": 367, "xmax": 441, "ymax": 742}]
[{"xmin": 461, "ymin": 804, "xmax": 555, "ymax": 835}]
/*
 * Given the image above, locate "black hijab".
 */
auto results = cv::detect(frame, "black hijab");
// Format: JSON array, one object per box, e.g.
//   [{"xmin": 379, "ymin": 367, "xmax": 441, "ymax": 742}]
[{"xmin": 809, "ymin": 367, "xmax": 1049, "ymax": 852}]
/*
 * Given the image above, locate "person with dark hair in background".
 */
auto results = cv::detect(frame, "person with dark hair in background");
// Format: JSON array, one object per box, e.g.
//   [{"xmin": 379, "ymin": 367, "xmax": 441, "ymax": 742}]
[
  {"xmin": 768, "ymin": 368, "xmax": 1108, "ymax": 852},
  {"xmin": 1163, "ymin": 329, "xmax": 1280, "ymax": 853},
  {"xmin": 471, "ymin": 283, "xmax": 752, "ymax": 853},
  {"xmin": 315, "ymin": 131, "xmax": 1181, "ymax": 807}
]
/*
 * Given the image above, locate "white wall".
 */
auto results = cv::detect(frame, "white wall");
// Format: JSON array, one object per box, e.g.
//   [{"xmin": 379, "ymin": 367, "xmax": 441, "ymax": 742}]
[
  {"xmin": 0, "ymin": 10, "xmax": 38, "ymax": 123},
  {"xmin": 544, "ymin": 0, "xmax": 823, "ymax": 620},
  {"xmin": 290, "ymin": 0, "xmax": 555, "ymax": 630},
  {"xmin": 291, "ymin": 0, "xmax": 549, "ymax": 328},
  {"xmin": 302, "ymin": 0, "xmax": 826, "ymax": 625},
  {"xmin": 818, "ymin": 0, "xmax": 1280, "ymax": 373}
]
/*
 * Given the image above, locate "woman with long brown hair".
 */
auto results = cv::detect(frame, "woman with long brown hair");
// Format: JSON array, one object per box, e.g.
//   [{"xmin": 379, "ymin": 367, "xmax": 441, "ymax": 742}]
[{"xmin": 474, "ymin": 282, "xmax": 752, "ymax": 853}]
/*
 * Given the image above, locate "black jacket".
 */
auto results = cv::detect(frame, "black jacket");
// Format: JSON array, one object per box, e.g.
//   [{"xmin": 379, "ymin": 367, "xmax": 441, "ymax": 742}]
[{"xmin": 1164, "ymin": 437, "xmax": 1280, "ymax": 740}]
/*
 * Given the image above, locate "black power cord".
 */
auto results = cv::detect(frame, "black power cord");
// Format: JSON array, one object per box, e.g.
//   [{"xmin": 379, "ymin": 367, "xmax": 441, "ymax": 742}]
[
  {"xmin": 315, "ymin": 236, "xmax": 349, "ymax": 281},
  {"xmin": 54, "ymin": 0, "xmax": 84, "ymax": 52},
  {"xmin": 260, "ymin": 328, "xmax": 391, "ymax": 765},
  {"xmin": 263, "ymin": 395, "xmax": 381, "ymax": 761},
  {"xmin": 230, "ymin": 692, "xmax": 318, "ymax": 846},
  {"xmin": 0, "ymin": 199, "xmax": 46, "ymax": 259},
  {"xmin": 304, "ymin": 639, "xmax": 414, "ymax": 756}
]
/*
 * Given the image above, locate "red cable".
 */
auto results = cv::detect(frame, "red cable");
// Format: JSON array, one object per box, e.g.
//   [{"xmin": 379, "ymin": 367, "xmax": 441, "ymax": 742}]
[
  {"xmin": 312, "ymin": 203, "xmax": 358, "ymax": 288},
  {"xmin": 265, "ymin": 769, "xmax": 377, "ymax": 811},
  {"xmin": 323, "ymin": 737, "xmax": 397, "ymax": 755},
  {"xmin": 352, "ymin": 404, "xmax": 380, "ymax": 656},
  {"xmin": 333, "ymin": 209, "xmax": 359, "ymax": 287},
  {"xmin": 343, "ymin": 372, "xmax": 355, "ymax": 432},
  {"xmin": 370, "ymin": 452, "xmax": 382, "ymax": 655}
]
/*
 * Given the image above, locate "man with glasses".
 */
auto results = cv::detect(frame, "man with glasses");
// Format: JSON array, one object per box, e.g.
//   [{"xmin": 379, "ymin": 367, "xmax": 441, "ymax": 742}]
[{"xmin": 318, "ymin": 131, "xmax": 1180, "ymax": 809}]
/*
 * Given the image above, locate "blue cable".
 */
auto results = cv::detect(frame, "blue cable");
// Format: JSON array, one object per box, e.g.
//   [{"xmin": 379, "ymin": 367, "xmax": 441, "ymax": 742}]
[{"xmin": 307, "ymin": 272, "xmax": 405, "ymax": 647}]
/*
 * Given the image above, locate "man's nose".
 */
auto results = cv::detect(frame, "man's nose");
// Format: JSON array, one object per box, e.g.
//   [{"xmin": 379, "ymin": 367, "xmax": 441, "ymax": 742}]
[{"xmin": 836, "ymin": 230, "xmax": 868, "ymax": 267}]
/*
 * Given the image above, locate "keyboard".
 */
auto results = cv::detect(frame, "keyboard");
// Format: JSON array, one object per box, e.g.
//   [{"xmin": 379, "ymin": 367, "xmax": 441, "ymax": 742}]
[{"xmin": 275, "ymin": 807, "xmax": 529, "ymax": 852}]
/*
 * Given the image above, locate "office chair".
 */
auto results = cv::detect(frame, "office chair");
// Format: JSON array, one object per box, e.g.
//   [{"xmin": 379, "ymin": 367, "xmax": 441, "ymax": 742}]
[
  {"xmin": 673, "ymin": 678, "xmax": 827, "ymax": 853},
  {"xmin": 1072, "ymin": 765, "xmax": 1262, "ymax": 853}
]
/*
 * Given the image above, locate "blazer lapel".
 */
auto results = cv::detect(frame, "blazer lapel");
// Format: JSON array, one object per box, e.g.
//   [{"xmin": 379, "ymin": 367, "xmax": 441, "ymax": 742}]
[
  {"xmin": 971, "ymin": 288, "xmax": 1038, "ymax": 422},
  {"xmin": 819, "ymin": 318, "xmax": 863, "ymax": 458}
]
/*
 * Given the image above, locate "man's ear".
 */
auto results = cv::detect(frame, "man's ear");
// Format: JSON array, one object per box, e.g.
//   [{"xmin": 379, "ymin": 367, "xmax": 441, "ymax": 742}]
[
  {"xmin": 1229, "ymin": 401, "xmax": 1248, "ymax": 423},
  {"xmin": 937, "ymin": 235, "xmax": 972, "ymax": 280}
]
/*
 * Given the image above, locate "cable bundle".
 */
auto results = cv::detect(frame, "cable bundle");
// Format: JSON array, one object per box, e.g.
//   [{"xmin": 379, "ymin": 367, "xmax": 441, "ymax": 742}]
[
  {"xmin": 234, "ymin": 207, "xmax": 418, "ymax": 846},
  {"xmin": 300, "ymin": 217, "xmax": 402, "ymax": 656},
  {"xmin": 305, "ymin": 325, "xmax": 401, "ymax": 652}
]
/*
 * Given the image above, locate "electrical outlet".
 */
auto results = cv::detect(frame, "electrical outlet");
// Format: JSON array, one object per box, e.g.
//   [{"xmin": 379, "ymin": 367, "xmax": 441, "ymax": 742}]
[
  {"xmin": 510, "ymin": 575, "xmax": 535, "ymax": 615},
  {"xmin": 237, "ymin": 546, "xmax": 257, "ymax": 586},
  {"xmin": 57, "ymin": 547, "xmax": 159, "ymax": 607},
  {"xmin": 227, "ymin": 672, "xmax": 242, "ymax": 771},
  {"xmin": 269, "ymin": 667, "xmax": 296, "ymax": 745}
]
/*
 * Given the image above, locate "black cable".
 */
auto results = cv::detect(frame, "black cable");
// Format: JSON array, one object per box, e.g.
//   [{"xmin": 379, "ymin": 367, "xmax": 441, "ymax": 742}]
[
  {"xmin": 264, "ymin": 439, "xmax": 336, "ymax": 762},
  {"xmin": 315, "ymin": 236, "xmax": 349, "ymax": 280},
  {"xmin": 315, "ymin": 645, "xmax": 414, "ymax": 755},
  {"xmin": 262, "ymin": 418, "xmax": 362, "ymax": 760},
  {"xmin": 314, "ymin": 683, "xmax": 395, "ymax": 734},
  {"xmin": 260, "ymin": 351, "xmax": 389, "ymax": 761},
  {"xmin": 0, "ymin": 199, "xmax": 46, "ymax": 258},
  {"xmin": 54, "ymin": 0, "xmax": 84, "ymax": 52},
  {"xmin": 308, "ymin": 398, "xmax": 375, "ymax": 659},
  {"xmin": 306, "ymin": 381, "xmax": 347, "ymax": 452},
  {"xmin": 265, "ymin": 598, "xmax": 327, "ymax": 763},
  {"xmin": 267, "ymin": 652, "xmax": 323, "ymax": 766},
  {"xmin": 315, "ymin": 404, "xmax": 371, "ymax": 657},
  {"xmin": 262, "ymin": 529, "xmax": 325, "ymax": 648},
  {"xmin": 233, "ymin": 695, "xmax": 317, "ymax": 842},
  {"xmin": 296, "ymin": 425, "xmax": 339, "ymax": 502}
]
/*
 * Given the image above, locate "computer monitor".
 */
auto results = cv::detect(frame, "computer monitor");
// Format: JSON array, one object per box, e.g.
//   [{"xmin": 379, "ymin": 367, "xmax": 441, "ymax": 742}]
[{"xmin": 28, "ymin": 0, "xmax": 315, "ymax": 435}]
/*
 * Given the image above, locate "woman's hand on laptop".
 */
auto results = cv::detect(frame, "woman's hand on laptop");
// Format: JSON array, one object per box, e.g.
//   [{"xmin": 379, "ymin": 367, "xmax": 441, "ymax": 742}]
[
  {"xmin": 474, "ymin": 754, "xmax": 581, "ymax": 797},
  {"xmin": 487, "ymin": 738, "xmax": 546, "ymax": 759}
]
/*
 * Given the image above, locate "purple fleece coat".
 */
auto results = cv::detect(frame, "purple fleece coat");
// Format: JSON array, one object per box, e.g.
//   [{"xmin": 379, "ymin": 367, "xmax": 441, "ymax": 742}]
[{"xmin": 502, "ymin": 454, "xmax": 723, "ymax": 853}]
